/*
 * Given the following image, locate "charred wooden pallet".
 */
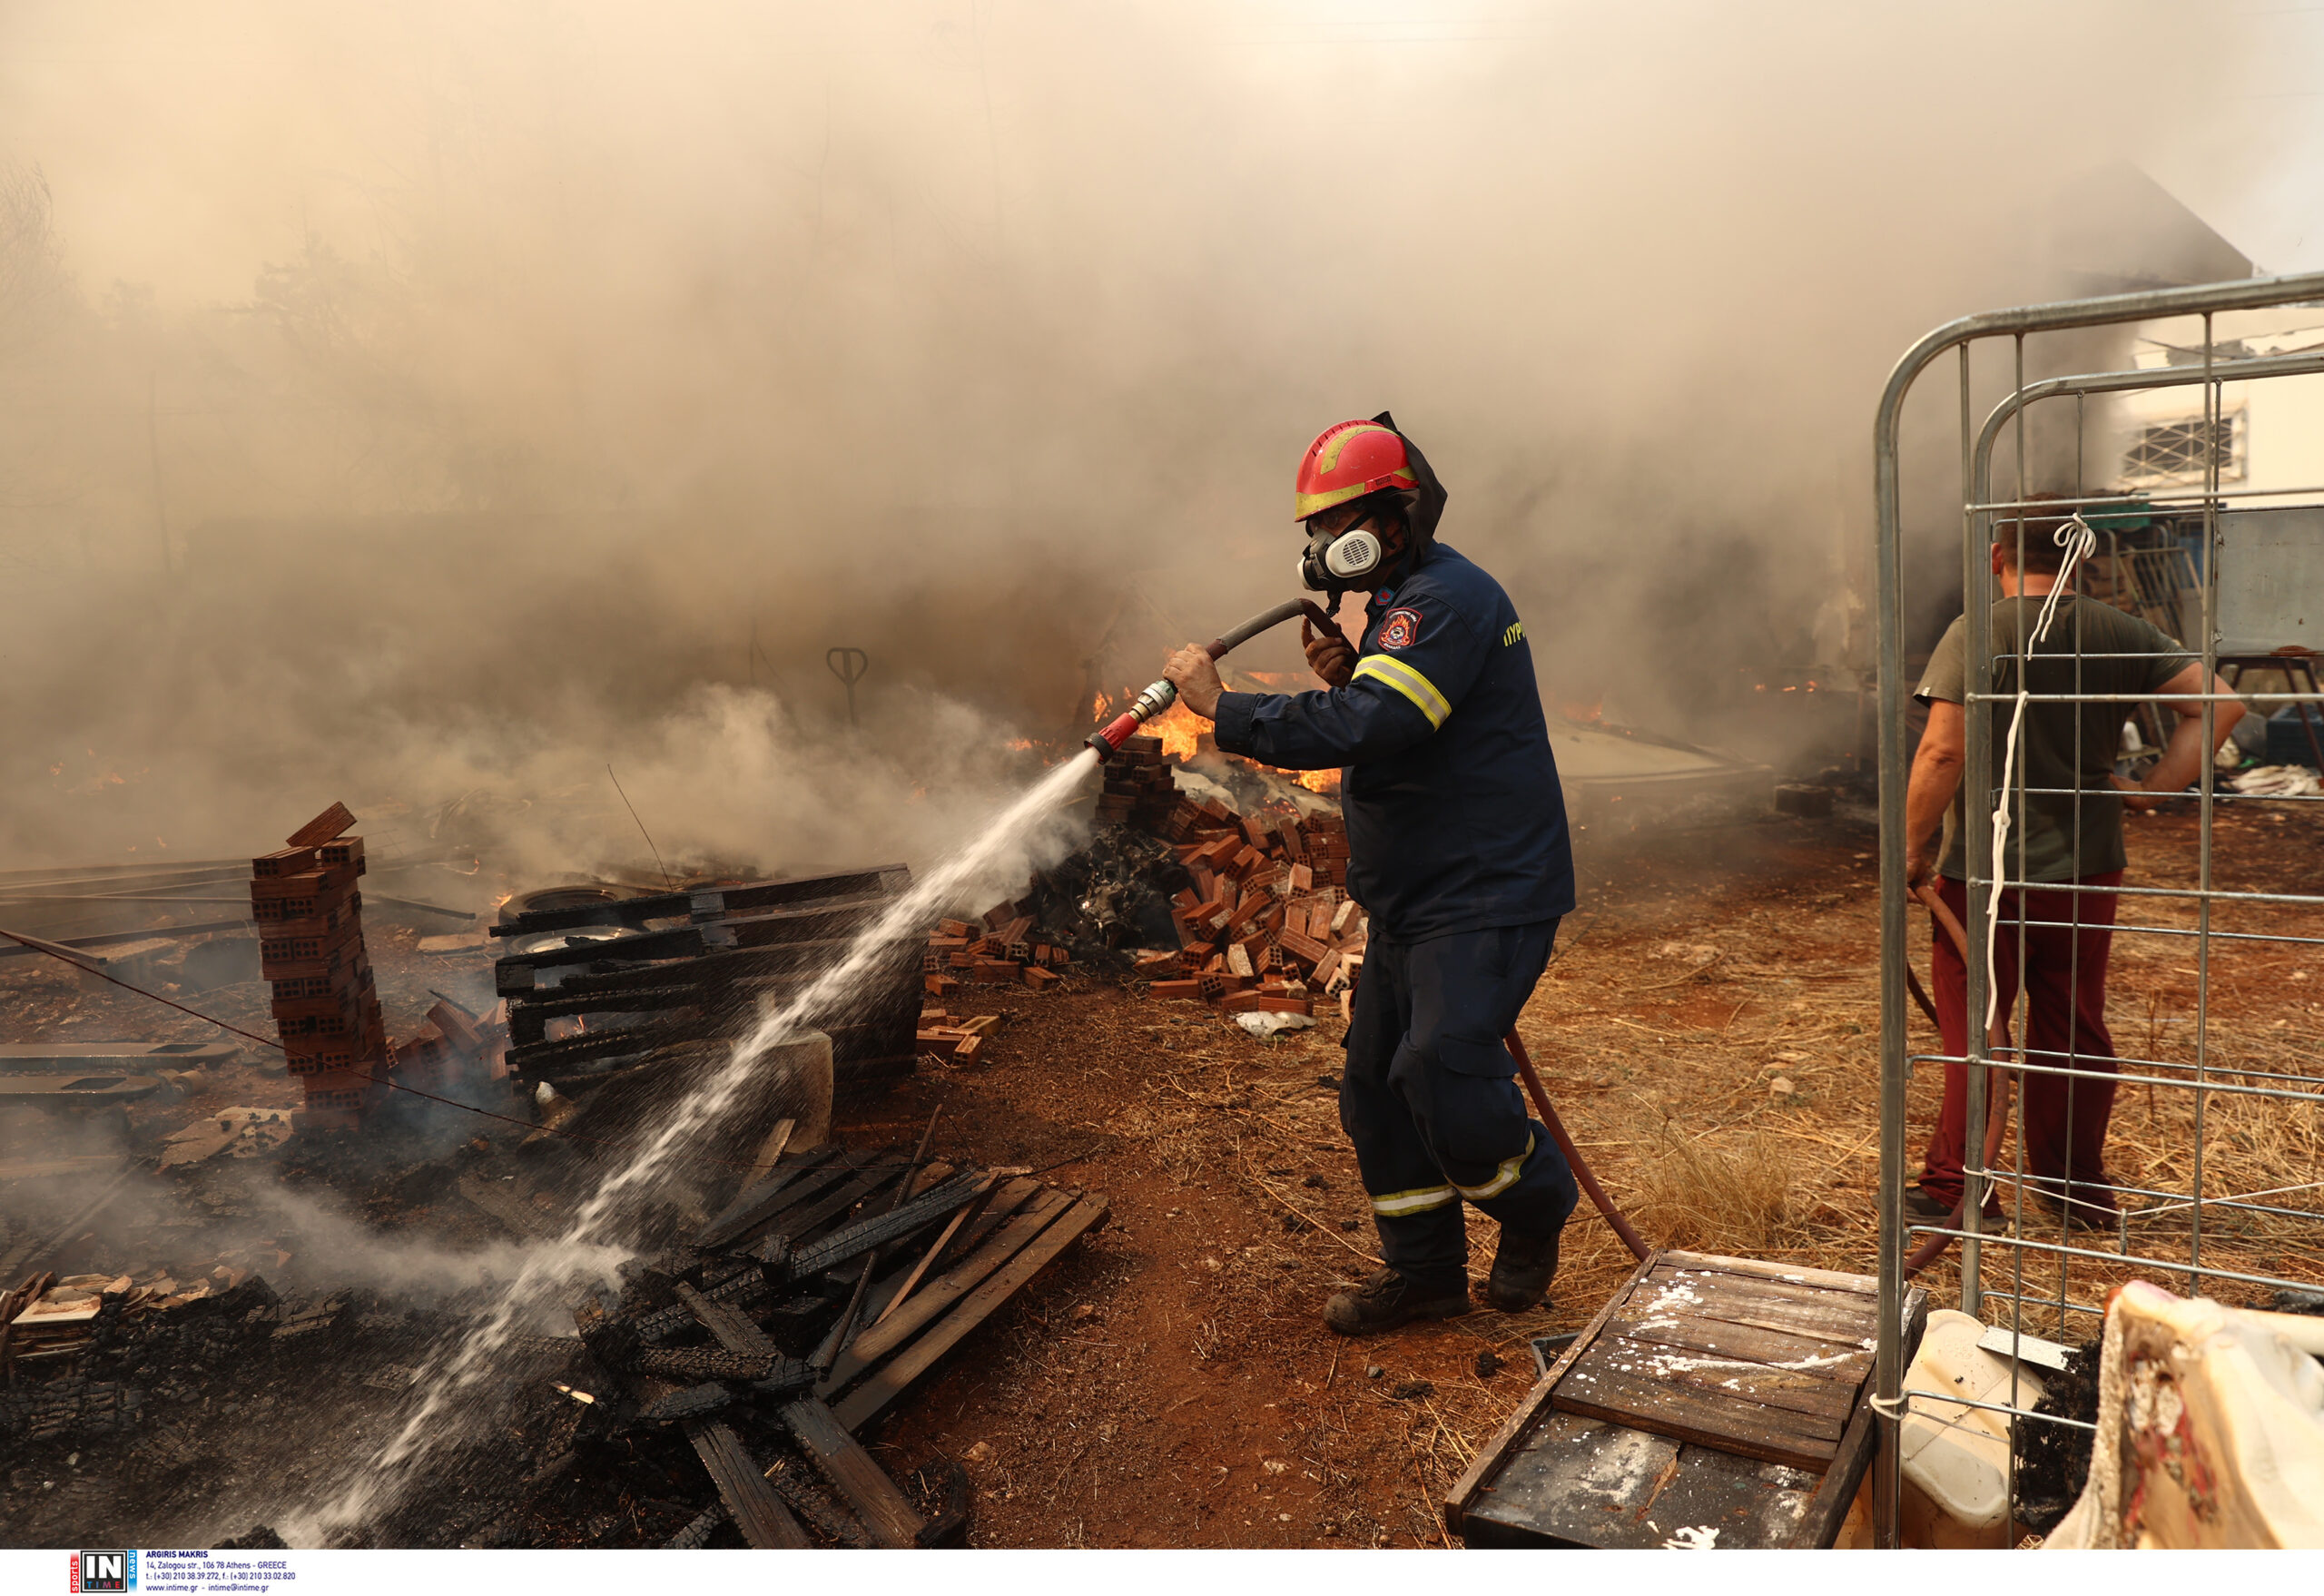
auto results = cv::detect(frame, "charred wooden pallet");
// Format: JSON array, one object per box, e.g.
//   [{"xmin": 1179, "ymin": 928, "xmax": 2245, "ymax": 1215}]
[
  {"xmin": 490, "ymin": 865, "xmax": 923, "ymax": 1100},
  {"xmin": 558, "ymin": 1134, "xmax": 1104, "ymax": 1548},
  {"xmin": 1448, "ymin": 1249, "xmax": 1928, "ymax": 1550}
]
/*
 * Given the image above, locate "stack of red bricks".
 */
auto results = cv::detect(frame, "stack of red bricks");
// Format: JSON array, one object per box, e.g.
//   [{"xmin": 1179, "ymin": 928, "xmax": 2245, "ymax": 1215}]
[
  {"xmin": 922, "ymin": 899, "xmax": 1073, "ymax": 999},
  {"xmin": 254, "ymin": 802, "xmax": 391, "ymax": 1128},
  {"xmin": 1091, "ymin": 734, "xmax": 1182, "ymax": 830},
  {"xmin": 1143, "ymin": 806, "xmax": 1365, "ymax": 1017}
]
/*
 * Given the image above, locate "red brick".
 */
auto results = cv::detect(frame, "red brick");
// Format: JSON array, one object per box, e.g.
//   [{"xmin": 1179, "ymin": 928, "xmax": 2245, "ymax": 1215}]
[{"xmin": 1222, "ymin": 992, "xmax": 1312, "ymax": 1016}]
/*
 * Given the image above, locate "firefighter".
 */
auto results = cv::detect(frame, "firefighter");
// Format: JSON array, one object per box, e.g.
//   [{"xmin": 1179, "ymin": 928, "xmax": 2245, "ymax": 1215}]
[{"xmin": 1161, "ymin": 415, "xmax": 1579, "ymax": 1335}]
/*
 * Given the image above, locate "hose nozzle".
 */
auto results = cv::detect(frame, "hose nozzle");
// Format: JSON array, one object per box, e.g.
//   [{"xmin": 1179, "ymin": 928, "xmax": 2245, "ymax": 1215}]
[
  {"xmin": 1080, "ymin": 597, "xmax": 1344, "ymax": 762},
  {"xmin": 1085, "ymin": 678, "xmax": 1178, "ymax": 759}
]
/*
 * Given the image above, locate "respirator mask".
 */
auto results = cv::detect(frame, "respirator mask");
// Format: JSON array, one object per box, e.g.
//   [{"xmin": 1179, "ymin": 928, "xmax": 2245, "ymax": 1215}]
[{"xmin": 1297, "ymin": 516, "xmax": 1386, "ymax": 594}]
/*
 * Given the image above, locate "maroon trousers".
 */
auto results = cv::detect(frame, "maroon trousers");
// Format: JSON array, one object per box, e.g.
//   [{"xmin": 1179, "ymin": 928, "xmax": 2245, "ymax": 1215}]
[{"xmin": 1922, "ymin": 870, "xmax": 2122, "ymax": 1209}]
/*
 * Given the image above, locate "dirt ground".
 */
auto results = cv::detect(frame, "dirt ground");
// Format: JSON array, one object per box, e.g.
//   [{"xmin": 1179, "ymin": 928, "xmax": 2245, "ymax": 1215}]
[
  {"xmin": 837, "ymin": 793, "xmax": 2324, "ymax": 1548},
  {"xmin": 3, "ymin": 794, "xmax": 2319, "ymax": 1549}
]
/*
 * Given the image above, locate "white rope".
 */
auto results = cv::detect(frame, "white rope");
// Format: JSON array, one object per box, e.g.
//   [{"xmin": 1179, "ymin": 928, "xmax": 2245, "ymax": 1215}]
[{"xmin": 1983, "ymin": 513, "xmax": 2100, "ymax": 1039}]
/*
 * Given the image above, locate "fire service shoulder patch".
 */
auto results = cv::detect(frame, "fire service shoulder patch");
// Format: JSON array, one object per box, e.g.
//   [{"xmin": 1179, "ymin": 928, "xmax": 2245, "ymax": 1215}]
[{"xmin": 1377, "ymin": 607, "xmax": 1423, "ymax": 650}]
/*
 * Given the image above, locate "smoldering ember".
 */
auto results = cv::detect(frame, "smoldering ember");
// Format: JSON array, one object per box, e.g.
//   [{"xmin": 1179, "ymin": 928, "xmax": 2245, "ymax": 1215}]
[{"xmin": 7, "ymin": 0, "xmax": 2324, "ymax": 1563}]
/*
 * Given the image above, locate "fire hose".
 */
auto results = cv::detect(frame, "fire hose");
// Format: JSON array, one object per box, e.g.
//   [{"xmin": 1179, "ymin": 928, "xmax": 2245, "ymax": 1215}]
[
  {"xmin": 1084, "ymin": 598, "xmax": 1343, "ymax": 758},
  {"xmin": 1084, "ymin": 597, "xmax": 1657, "ymax": 1260}
]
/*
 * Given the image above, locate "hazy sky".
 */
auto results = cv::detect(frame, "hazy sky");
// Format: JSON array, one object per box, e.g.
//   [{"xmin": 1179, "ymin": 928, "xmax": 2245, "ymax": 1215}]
[
  {"xmin": 9, "ymin": 2, "xmax": 2320, "ymax": 300},
  {"xmin": 3, "ymin": 1, "xmax": 2318, "ymax": 872}
]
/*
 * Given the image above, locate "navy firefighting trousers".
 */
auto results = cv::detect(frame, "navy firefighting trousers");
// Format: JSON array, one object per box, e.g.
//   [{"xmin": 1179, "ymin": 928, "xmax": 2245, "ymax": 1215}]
[{"xmin": 1339, "ymin": 919, "xmax": 1578, "ymax": 1292}]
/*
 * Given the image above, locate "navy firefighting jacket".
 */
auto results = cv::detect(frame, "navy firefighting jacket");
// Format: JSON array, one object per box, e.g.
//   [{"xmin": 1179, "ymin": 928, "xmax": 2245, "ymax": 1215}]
[{"xmin": 1210, "ymin": 542, "xmax": 1575, "ymax": 942}]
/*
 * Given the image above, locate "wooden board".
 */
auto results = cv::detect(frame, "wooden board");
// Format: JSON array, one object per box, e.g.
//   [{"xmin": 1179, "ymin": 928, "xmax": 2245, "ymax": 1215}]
[
  {"xmin": 831, "ymin": 1193, "xmax": 1108, "ymax": 1432},
  {"xmin": 1452, "ymin": 1248, "xmax": 1927, "ymax": 1546},
  {"xmin": 1462, "ymin": 1412, "xmax": 1823, "ymax": 1550},
  {"xmin": 686, "ymin": 1421, "xmax": 810, "ymax": 1549},
  {"xmin": 778, "ymin": 1395, "xmax": 927, "ymax": 1549},
  {"xmin": 675, "ymin": 1281, "xmax": 779, "ymax": 1359},
  {"xmin": 1551, "ymin": 1254, "xmax": 1882, "ymax": 1471},
  {"xmin": 695, "ymin": 1147, "xmax": 851, "ymax": 1249},
  {"xmin": 819, "ymin": 1186, "xmax": 1070, "ymax": 1389}
]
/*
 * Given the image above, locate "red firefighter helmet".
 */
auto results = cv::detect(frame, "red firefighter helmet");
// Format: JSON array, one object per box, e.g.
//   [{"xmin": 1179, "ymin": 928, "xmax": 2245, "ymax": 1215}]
[{"xmin": 1294, "ymin": 419, "xmax": 1419, "ymax": 522}]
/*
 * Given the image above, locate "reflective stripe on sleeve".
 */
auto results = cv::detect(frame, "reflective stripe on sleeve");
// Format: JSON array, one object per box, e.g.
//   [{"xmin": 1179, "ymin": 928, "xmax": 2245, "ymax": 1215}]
[
  {"xmin": 1369, "ymin": 1184, "xmax": 1456, "ymax": 1217},
  {"xmin": 1351, "ymin": 654, "xmax": 1452, "ymax": 728},
  {"xmin": 1451, "ymin": 1135, "xmax": 1535, "ymax": 1201}
]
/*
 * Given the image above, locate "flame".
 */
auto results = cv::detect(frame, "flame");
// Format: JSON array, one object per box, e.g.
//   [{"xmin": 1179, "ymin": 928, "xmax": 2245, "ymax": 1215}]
[
  {"xmin": 1005, "ymin": 737, "xmax": 1036, "ymax": 752},
  {"xmin": 1146, "ymin": 700, "xmax": 1206, "ymax": 762},
  {"xmin": 1560, "ymin": 698, "xmax": 1604, "ymax": 724},
  {"xmin": 1295, "ymin": 769, "xmax": 1341, "ymax": 794}
]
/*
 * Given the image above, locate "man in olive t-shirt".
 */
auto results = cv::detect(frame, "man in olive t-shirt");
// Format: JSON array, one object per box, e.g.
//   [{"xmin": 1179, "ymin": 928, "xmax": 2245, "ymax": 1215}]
[{"xmin": 1903, "ymin": 510, "xmax": 2241, "ymax": 1227}]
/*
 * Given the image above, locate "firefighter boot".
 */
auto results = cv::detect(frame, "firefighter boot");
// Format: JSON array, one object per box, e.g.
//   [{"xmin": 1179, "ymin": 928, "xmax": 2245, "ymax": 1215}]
[
  {"xmin": 1483, "ymin": 1225, "xmax": 1560, "ymax": 1312},
  {"xmin": 1323, "ymin": 1268, "xmax": 1472, "ymax": 1335}
]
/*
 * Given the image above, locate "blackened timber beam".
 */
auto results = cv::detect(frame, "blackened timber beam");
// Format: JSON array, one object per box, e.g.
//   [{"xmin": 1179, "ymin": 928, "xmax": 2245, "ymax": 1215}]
[
  {"xmin": 748, "ymin": 1158, "xmax": 911, "ymax": 1263},
  {"xmin": 674, "ymin": 1281, "xmax": 780, "ymax": 1359},
  {"xmin": 777, "ymin": 1396, "xmax": 927, "ymax": 1549},
  {"xmin": 695, "ymin": 1146, "xmax": 846, "ymax": 1249},
  {"xmin": 685, "ymin": 1421, "xmax": 811, "ymax": 1549},
  {"xmin": 783, "ymin": 1171, "xmax": 986, "ymax": 1282},
  {"xmin": 491, "ymin": 865, "xmax": 912, "ymax": 938}
]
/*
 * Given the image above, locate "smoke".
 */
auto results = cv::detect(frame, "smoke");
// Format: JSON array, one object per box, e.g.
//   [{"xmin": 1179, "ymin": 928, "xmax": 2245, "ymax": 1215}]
[{"xmin": 0, "ymin": 1, "xmax": 2260, "ymax": 870}]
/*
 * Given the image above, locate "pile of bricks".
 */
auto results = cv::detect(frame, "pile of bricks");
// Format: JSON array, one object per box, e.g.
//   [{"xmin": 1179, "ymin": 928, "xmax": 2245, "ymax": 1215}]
[
  {"xmin": 1091, "ymin": 734, "xmax": 1182, "ymax": 830},
  {"xmin": 921, "ymin": 902, "xmax": 1074, "ymax": 1000},
  {"xmin": 912, "ymin": 1010, "xmax": 1002, "ymax": 1063},
  {"xmin": 253, "ymin": 802, "xmax": 390, "ymax": 1128},
  {"xmin": 1142, "ymin": 805, "xmax": 1364, "ymax": 1017}
]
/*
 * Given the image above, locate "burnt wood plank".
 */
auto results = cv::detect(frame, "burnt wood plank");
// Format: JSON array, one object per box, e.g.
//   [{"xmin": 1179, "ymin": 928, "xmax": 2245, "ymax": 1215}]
[
  {"xmin": 1446, "ymin": 1251, "xmax": 1658, "ymax": 1532},
  {"xmin": 830, "ymin": 1193, "xmax": 1109, "ymax": 1432},
  {"xmin": 674, "ymin": 1281, "xmax": 779, "ymax": 1358},
  {"xmin": 1604, "ymin": 1308, "xmax": 1875, "ymax": 1384},
  {"xmin": 695, "ymin": 1145, "xmax": 844, "ymax": 1248},
  {"xmin": 778, "ymin": 1395, "xmax": 927, "ymax": 1549},
  {"xmin": 1660, "ymin": 1249, "xmax": 1881, "ymax": 1296},
  {"xmin": 1628, "ymin": 1270, "xmax": 1881, "ymax": 1348},
  {"xmin": 1461, "ymin": 1412, "xmax": 1823, "ymax": 1550},
  {"xmin": 1641, "ymin": 1261, "xmax": 1882, "ymax": 1321},
  {"xmin": 490, "ymin": 865, "xmax": 909, "ymax": 937},
  {"xmin": 872, "ymin": 1175, "xmax": 1010, "ymax": 1326},
  {"xmin": 707, "ymin": 1149, "xmax": 874, "ymax": 1249},
  {"xmin": 686, "ymin": 1421, "xmax": 810, "ymax": 1549},
  {"xmin": 819, "ymin": 1186, "xmax": 1072, "ymax": 1391},
  {"xmin": 1552, "ymin": 1362, "xmax": 1844, "ymax": 1471},
  {"xmin": 751, "ymin": 1159, "xmax": 908, "ymax": 1258},
  {"xmin": 1581, "ymin": 1335, "xmax": 1859, "ymax": 1424},
  {"xmin": 785, "ymin": 1170, "xmax": 986, "ymax": 1281}
]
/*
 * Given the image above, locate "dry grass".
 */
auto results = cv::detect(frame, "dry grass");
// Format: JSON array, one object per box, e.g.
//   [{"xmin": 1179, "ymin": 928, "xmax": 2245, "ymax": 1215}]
[{"xmin": 1627, "ymin": 1126, "xmax": 1801, "ymax": 1256}]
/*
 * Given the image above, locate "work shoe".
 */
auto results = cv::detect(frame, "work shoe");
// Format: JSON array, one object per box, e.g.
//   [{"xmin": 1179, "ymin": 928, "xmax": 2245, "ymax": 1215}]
[
  {"xmin": 1483, "ymin": 1226, "xmax": 1561, "ymax": 1313},
  {"xmin": 1904, "ymin": 1185, "xmax": 1956, "ymax": 1222},
  {"xmin": 1322, "ymin": 1268, "xmax": 1471, "ymax": 1336},
  {"xmin": 1905, "ymin": 1185, "xmax": 2004, "ymax": 1224}
]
